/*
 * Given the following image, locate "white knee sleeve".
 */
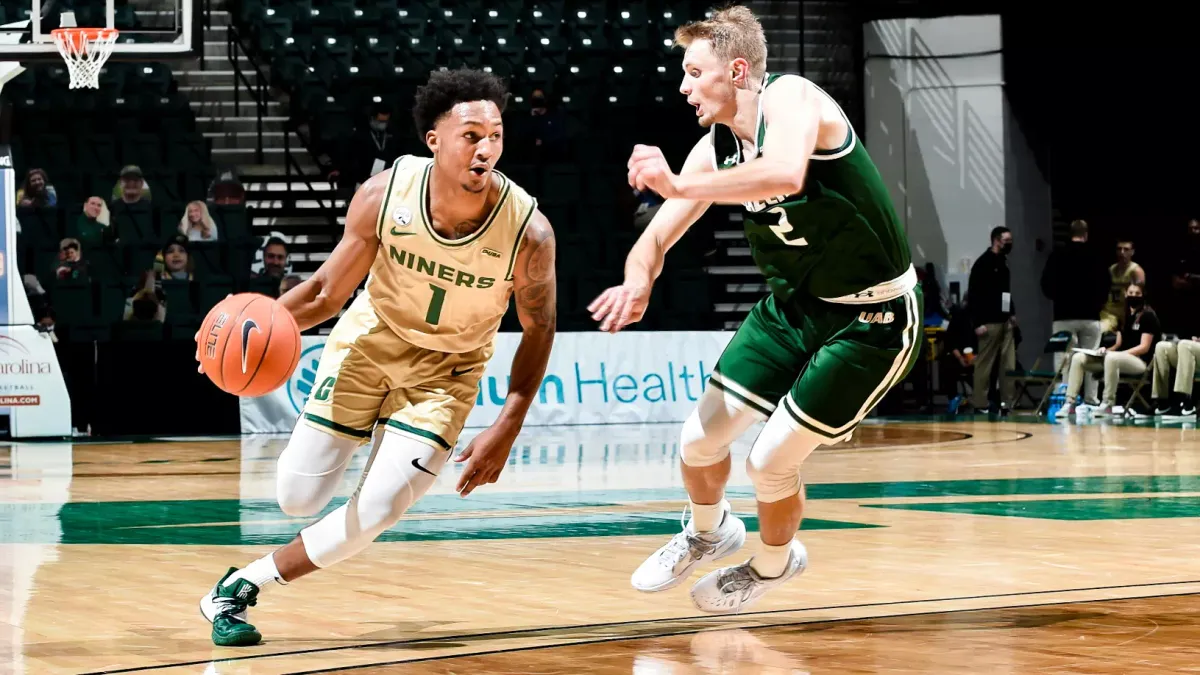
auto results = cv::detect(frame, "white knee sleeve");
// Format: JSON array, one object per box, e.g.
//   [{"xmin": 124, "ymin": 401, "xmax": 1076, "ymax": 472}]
[
  {"xmin": 276, "ymin": 422, "xmax": 363, "ymax": 517},
  {"xmin": 679, "ymin": 384, "xmax": 764, "ymax": 468},
  {"xmin": 299, "ymin": 430, "xmax": 448, "ymax": 569},
  {"xmin": 746, "ymin": 407, "xmax": 824, "ymax": 503}
]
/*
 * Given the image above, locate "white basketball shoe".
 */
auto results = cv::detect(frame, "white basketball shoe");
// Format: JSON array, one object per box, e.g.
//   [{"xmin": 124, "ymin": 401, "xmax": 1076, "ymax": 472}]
[
  {"xmin": 689, "ymin": 539, "xmax": 808, "ymax": 614},
  {"xmin": 631, "ymin": 505, "xmax": 746, "ymax": 593}
]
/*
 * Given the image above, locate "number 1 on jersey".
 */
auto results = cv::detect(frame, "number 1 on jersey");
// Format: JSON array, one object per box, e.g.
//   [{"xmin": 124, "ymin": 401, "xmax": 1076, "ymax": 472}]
[
  {"xmin": 425, "ymin": 283, "xmax": 446, "ymax": 325},
  {"xmin": 768, "ymin": 206, "xmax": 808, "ymax": 247}
]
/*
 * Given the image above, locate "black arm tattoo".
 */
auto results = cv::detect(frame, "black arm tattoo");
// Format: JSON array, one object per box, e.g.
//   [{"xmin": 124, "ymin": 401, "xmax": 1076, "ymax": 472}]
[{"xmin": 515, "ymin": 215, "xmax": 557, "ymax": 332}]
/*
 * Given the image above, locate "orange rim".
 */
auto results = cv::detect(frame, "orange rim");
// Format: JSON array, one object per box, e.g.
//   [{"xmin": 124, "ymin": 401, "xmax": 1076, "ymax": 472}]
[{"xmin": 51, "ymin": 27, "xmax": 119, "ymax": 51}]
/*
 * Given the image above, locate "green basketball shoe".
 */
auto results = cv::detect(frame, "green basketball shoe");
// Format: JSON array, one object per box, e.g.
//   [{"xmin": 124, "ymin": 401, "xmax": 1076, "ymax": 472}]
[{"xmin": 199, "ymin": 567, "xmax": 263, "ymax": 647}]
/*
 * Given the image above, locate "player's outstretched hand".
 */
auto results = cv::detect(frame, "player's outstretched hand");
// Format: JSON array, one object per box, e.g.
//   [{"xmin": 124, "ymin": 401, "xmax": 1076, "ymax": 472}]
[
  {"xmin": 193, "ymin": 331, "xmax": 203, "ymax": 374},
  {"xmin": 455, "ymin": 424, "xmax": 518, "ymax": 497},
  {"xmin": 588, "ymin": 283, "xmax": 650, "ymax": 333},
  {"xmin": 628, "ymin": 144, "xmax": 682, "ymax": 199}
]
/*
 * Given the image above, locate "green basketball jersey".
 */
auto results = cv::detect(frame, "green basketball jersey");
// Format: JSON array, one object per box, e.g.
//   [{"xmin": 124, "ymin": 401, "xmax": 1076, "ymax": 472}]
[{"xmin": 711, "ymin": 73, "xmax": 913, "ymax": 304}]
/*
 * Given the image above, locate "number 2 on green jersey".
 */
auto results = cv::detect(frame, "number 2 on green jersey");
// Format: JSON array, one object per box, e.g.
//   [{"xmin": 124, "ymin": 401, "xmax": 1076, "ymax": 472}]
[{"xmin": 768, "ymin": 206, "xmax": 808, "ymax": 247}]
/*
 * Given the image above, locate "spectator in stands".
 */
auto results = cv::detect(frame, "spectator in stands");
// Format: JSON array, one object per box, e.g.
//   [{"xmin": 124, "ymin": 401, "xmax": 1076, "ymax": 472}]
[
  {"xmin": 124, "ymin": 270, "xmax": 166, "ymax": 323},
  {"xmin": 1099, "ymin": 239, "xmax": 1144, "ymax": 332},
  {"xmin": 280, "ymin": 274, "xmax": 303, "ymax": 296},
  {"xmin": 179, "ymin": 201, "xmax": 219, "ymax": 241},
  {"xmin": 528, "ymin": 88, "xmax": 568, "ymax": 162},
  {"xmin": 53, "ymin": 238, "xmax": 88, "ymax": 281},
  {"xmin": 967, "ymin": 226, "xmax": 1017, "ymax": 412},
  {"xmin": 1168, "ymin": 218, "xmax": 1200, "ymax": 317},
  {"xmin": 113, "ymin": 165, "xmax": 151, "ymax": 204},
  {"xmin": 16, "ymin": 168, "xmax": 57, "ymax": 208},
  {"xmin": 70, "ymin": 196, "xmax": 111, "ymax": 248},
  {"xmin": 23, "ymin": 274, "xmax": 55, "ymax": 337},
  {"xmin": 1150, "ymin": 220, "xmax": 1200, "ymax": 419},
  {"xmin": 159, "ymin": 234, "xmax": 193, "ymax": 280},
  {"xmin": 1040, "ymin": 219, "xmax": 1109, "ymax": 401},
  {"xmin": 209, "ymin": 169, "xmax": 246, "ymax": 206},
  {"xmin": 253, "ymin": 237, "xmax": 289, "ymax": 280},
  {"xmin": 334, "ymin": 105, "xmax": 402, "ymax": 190},
  {"xmin": 1057, "ymin": 282, "xmax": 1160, "ymax": 418}
]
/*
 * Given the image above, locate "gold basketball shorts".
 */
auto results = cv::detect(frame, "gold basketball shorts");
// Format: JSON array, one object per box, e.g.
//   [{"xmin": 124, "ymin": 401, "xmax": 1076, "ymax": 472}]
[{"xmin": 300, "ymin": 303, "xmax": 491, "ymax": 451}]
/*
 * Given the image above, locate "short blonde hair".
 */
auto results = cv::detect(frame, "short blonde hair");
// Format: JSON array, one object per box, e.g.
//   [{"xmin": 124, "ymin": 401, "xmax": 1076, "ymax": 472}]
[{"xmin": 674, "ymin": 5, "xmax": 767, "ymax": 80}]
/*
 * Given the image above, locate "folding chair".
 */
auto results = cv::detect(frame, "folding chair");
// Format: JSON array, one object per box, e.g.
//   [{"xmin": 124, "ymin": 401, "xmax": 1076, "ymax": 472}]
[
  {"xmin": 1121, "ymin": 368, "xmax": 1152, "ymax": 413},
  {"xmin": 1006, "ymin": 330, "xmax": 1073, "ymax": 413}
]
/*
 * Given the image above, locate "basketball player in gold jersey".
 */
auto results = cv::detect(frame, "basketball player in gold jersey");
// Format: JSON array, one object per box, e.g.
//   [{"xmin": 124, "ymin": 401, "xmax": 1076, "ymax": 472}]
[{"xmin": 195, "ymin": 69, "xmax": 556, "ymax": 646}]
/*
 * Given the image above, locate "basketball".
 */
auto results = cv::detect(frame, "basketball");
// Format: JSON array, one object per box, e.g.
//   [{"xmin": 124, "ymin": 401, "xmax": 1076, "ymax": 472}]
[{"xmin": 198, "ymin": 293, "xmax": 302, "ymax": 398}]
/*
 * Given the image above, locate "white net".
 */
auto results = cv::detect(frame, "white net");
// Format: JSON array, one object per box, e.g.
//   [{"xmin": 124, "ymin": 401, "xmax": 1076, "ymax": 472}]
[{"xmin": 51, "ymin": 28, "xmax": 119, "ymax": 89}]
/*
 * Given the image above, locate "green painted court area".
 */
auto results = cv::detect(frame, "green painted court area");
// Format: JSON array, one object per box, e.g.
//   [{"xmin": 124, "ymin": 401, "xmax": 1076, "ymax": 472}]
[
  {"xmin": 4, "ymin": 474, "xmax": 1200, "ymax": 545},
  {"xmin": 869, "ymin": 496, "xmax": 1200, "ymax": 520}
]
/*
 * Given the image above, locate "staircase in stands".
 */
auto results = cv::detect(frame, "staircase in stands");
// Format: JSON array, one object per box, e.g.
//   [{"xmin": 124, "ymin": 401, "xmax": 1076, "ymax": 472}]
[
  {"xmin": 173, "ymin": 0, "xmax": 342, "ymax": 284},
  {"xmin": 708, "ymin": 0, "xmax": 858, "ymax": 328}
]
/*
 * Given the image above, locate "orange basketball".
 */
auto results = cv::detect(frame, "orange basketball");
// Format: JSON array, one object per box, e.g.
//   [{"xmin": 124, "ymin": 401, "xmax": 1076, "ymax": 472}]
[{"xmin": 198, "ymin": 293, "xmax": 302, "ymax": 398}]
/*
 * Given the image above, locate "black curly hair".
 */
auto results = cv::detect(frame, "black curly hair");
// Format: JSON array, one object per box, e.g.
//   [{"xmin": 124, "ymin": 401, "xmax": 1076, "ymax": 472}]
[{"xmin": 411, "ymin": 69, "xmax": 509, "ymax": 138}]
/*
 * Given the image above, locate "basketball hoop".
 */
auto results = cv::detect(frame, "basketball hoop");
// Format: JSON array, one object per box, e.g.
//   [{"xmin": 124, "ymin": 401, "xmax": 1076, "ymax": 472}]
[{"xmin": 50, "ymin": 27, "xmax": 119, "ymax": 89}]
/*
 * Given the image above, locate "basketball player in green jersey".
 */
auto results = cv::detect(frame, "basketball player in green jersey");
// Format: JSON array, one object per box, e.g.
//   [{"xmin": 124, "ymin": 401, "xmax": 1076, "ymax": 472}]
[{"xmin": 589, "ymin": 6, "xmax": 921, "ymax": 613}]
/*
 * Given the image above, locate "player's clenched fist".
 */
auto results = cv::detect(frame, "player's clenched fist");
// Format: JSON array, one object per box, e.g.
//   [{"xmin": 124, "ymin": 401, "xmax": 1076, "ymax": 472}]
[{"xmin": 628, "ymin": 144, "xmax": 683, "ymax": 199}]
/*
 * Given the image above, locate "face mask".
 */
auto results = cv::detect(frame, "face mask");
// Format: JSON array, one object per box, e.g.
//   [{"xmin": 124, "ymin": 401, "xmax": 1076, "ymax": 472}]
[
  {"xmin": 1127, "ymin": 297, "xmax": 1144, "ymax": 311},
  {"xmin": 1001, "ymin": 242, "xmax": 1013, "ymax": 255},
  {"xmin": 369, "ymin": 120, "xmax": 387, "ymax": 132},
  {"xmin": 531, "ymin": 95, "xmax": 546, "ymax": 106}
]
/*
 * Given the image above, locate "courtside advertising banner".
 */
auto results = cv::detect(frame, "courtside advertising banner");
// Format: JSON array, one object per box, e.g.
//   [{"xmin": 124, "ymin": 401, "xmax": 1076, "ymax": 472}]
[
  {"xmin": 240, "ymin": 331, "xmax": 734, "ymax": 435},
  {"xmin": 0, "ymin": 144, "xmax": 72, "ymax": 437}
]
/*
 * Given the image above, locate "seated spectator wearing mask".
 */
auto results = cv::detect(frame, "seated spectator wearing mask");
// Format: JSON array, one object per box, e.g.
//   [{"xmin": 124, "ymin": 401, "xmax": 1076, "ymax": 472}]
[
  {"xmin": 179, "ymin": 201, "xmax": 219, "ymax": 241},
  {"xmin": 1057, "ymin": 283, "xmax": 1160, "ymax": 418},
  {"xmin": 17, "ymin": 168, "xmax": 57, "ymax": 207}
]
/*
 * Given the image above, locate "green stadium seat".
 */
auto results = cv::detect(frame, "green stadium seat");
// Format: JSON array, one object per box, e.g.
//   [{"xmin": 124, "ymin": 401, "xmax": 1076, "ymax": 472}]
[
  {"xmin": 51, "ymin": 280, "xmax": 94, "ymax": 326},
  {"xmin": 189, "ymin": 242, "xmax": 226, "ymax": 279},
  {"xmin": 198, "ymin": 277, "xmax": 235, "ymax": 312},
  {"xmin": 97, "ymin": 280, "xmax": 128, "ymax": 322},
  {"xmin": 112, "ymin": 320, "xmax": 164, "ymax": 342},
  {"xmin": 111, "ymin": 201, "xmax": 156, "ymax": 245},
  {"xmin": 16, "ymin": 208, "xmax": 63, "ymax": 247}
]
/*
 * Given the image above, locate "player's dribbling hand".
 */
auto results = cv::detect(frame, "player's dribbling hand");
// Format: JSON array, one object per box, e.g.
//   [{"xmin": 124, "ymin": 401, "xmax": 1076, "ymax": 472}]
[
  {"xmin": 194, "ymin": 294, "xmax": 232, "ymax": 374},
  {"xmin": 454, "ymin": 424, "xmax": 518, "ymax": 497},
  {"xmin": 628, "ymin": 144, "xmax": 682, "ymax": 199},
  {"xmin": 588, "ymin": 283, "xmax": 650, "ymax": 333}
]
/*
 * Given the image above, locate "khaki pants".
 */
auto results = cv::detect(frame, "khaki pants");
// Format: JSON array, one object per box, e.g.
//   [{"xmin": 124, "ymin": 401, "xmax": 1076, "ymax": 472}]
[
  {"xmin": 1066, "ymin": 351, "xmax": 1146, "ymax": 406},
  {"xmin": 1052, "ymin": 319, "xmax": 1102, "ymax": 403},
  {"xmin": 972, "ymin": 322, "xmax": 1016, "ymax": 409},
  {"xmin": 1152, "ymin": 340, "xmax": 1200, "ymax": 399}
]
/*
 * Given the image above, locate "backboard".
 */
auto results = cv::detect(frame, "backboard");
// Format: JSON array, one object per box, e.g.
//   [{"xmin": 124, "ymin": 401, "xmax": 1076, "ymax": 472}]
[{"xmin": 0, "ymin": 0, "xmax": 199, "ymax": 62}]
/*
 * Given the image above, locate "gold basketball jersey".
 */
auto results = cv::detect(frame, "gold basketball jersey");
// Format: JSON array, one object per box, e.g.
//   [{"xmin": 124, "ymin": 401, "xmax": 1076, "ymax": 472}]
[{"xmin": 357, "ymin": 155, "xmax": 537, "ymax": 354}]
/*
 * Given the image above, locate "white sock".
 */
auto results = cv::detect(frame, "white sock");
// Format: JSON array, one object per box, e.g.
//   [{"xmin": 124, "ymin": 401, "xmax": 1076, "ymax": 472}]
[
  {"xmin": 225, "ymin": 553, "xmax": 284, "ymax": 590},
  {"xmin": 690, "ymin": 499, "xmax": 728, "ymax": 533},
  {"xmin": 750, "ymin": 540, "xmax": 793, "ymax": 578}
]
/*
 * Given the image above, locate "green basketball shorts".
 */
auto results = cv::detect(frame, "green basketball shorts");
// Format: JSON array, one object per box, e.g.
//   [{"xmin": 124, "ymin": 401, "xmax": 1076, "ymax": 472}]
[{"xmin": 709, "ymin": 287, "xmax": 923, "ymax": 442}]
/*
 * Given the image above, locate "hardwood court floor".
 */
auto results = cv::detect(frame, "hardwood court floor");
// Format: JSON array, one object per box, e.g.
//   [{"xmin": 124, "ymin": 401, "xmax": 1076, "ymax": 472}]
[{"xmin": 2, "ymin": 418, "xmax": 1199, "ymax": 673}]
